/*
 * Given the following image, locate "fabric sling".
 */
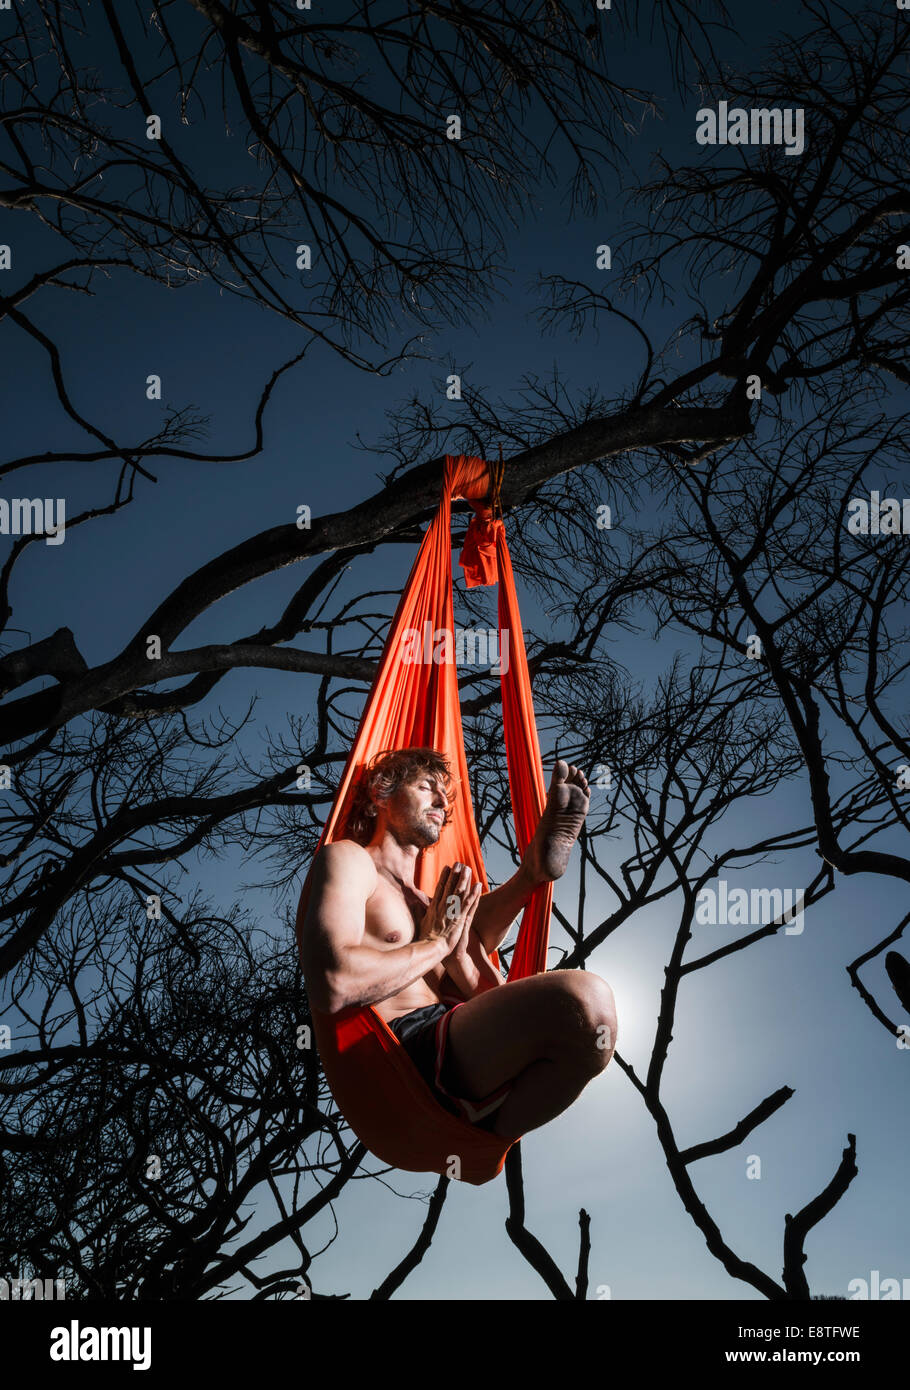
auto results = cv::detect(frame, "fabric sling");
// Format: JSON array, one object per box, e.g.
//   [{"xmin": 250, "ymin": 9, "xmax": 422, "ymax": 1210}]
[{"xmin": 296, "ymin": 453, "xmax": 553, "ymax": 1185}]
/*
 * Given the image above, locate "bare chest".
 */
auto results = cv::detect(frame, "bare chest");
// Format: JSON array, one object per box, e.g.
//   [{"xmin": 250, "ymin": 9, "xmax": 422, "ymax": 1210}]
[{"xmin": 364, "ymin": 875, "xmax": 426, "ymax": 947}]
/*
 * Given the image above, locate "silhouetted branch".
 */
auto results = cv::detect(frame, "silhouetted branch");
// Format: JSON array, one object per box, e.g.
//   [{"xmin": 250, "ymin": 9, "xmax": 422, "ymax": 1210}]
[
  {"xmin": 783, "ymin": 1135, "xmax": 858, "ymax": 1299},
  {"xmin": 680, "ymin": 1086, "xmax": 795, "ymax": 1165}
]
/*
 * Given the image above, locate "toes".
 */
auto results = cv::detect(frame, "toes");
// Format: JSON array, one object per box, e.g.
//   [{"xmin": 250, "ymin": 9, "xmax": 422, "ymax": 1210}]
[{"xmin": 550, "ymin": 761, "xmax": 593, "ymax": 795}]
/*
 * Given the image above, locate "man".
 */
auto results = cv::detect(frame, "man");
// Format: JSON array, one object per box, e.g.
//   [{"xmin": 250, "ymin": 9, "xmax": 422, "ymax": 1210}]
[{"xmin": 300, "ymin": 748, "xmax": 617, "ymax": 1138}]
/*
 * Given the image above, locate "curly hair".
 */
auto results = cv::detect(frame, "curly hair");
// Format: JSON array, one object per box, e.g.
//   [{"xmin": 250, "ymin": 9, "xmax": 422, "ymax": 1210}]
[{"xmin": 345, "ymin": 747, "xmax": 456, "ymax": 845}]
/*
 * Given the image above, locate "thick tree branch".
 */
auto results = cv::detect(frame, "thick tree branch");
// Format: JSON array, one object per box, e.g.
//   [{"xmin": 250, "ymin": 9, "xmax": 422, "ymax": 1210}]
[
  {"xmin": 0, "ymin": 396, "xmax": 751, "ymax": 745},
  {"xmin": 782, "ymin": 1134, "xmax": 858, "ymax": 1299}
]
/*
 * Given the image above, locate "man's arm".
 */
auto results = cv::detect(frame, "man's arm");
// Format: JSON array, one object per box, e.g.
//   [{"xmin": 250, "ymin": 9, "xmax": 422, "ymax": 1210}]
[
  {"xmin": 432, "ymin": 865, "xmax": 506, "ymax": 998},
  {"xmin": 440, "ymin": 919, "xmax": 504, "ymax": 999},
  {"xmin": 444, "ymin": 861, "xmax": 511, "ymax": 995},
  {"xmin": 299, "ymin": 842, "xmax": 465, "ymax": 1014}
]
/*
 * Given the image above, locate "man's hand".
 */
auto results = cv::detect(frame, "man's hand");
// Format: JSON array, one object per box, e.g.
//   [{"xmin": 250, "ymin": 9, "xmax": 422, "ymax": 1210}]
[
  {"xmin": 420, "ymin": 863, "xmax": 503, "ymax": 999},
  {"xmin": 418, "ymin": 863, "xmax": 482, "ymax": 959}
]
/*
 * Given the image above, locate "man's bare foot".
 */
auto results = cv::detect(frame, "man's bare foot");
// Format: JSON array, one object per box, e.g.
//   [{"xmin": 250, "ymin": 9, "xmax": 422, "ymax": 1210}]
[{"xmin": 524, "ymin": 760, "xmax": 590, "ymax": 884}]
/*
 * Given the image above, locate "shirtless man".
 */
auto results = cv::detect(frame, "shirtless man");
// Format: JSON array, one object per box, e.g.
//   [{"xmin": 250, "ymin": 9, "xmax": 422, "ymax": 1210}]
[{"xmin": 300, "ymin": 748, "xmax": 617, "ymax": 1138}]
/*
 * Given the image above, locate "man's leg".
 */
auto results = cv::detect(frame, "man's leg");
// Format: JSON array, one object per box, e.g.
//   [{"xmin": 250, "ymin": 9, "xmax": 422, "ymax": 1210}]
[
  {"xmin": 441, "ymin": 970, "xmax": 617, "ymax": 1139},
  {"xmin": 471, "ymin": 761, "xmax": 590, "ymax": 956}
]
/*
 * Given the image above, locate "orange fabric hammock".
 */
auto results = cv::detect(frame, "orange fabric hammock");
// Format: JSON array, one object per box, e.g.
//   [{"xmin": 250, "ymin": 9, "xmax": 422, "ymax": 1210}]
[{"xmin": 296, "ymin": 454, "xmax": 553, "ymax": 1185}]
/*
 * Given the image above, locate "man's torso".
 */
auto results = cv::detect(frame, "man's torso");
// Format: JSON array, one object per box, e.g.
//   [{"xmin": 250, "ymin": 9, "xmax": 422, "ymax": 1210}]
[{"xmin": 362, "ymin": 860, "xmax": 456, "ymax": 1024}]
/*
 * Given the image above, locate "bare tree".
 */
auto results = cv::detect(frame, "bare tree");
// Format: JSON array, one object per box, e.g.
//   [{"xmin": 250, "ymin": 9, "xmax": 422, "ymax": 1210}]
[{"xmin": 2, "ymin": 0, "xmax": 908, "ymax": 1298}]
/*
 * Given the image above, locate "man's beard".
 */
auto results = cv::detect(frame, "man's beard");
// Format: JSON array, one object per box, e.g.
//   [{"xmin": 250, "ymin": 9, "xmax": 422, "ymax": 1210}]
[{"xmin": 408, "ymin": 811, "xmax": 442, "ymax": 848}]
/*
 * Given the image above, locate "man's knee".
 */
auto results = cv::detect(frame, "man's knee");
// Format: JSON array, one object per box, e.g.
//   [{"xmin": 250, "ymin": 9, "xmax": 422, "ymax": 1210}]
[{"xmin": 545, "ymin": 970, "xmax": 617, "ymax": 1073}]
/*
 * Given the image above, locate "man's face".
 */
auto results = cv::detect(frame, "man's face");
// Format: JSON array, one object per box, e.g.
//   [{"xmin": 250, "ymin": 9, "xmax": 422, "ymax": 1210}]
[{"xmin": 378, "ymin": 770, "xmax": 449, "ymax": 848}]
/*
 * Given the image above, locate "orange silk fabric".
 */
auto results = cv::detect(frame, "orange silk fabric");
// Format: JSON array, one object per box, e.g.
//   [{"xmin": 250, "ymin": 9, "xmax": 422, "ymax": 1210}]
[{"xmin": 296, "ymin": 454, "xmax": 552, "ymax": 1184}]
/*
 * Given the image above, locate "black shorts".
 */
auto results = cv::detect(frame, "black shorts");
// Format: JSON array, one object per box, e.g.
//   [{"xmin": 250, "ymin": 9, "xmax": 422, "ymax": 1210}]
[{"xmin": 387, "ymin": 1001, "xmax": 512, "ymax": 1128}]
